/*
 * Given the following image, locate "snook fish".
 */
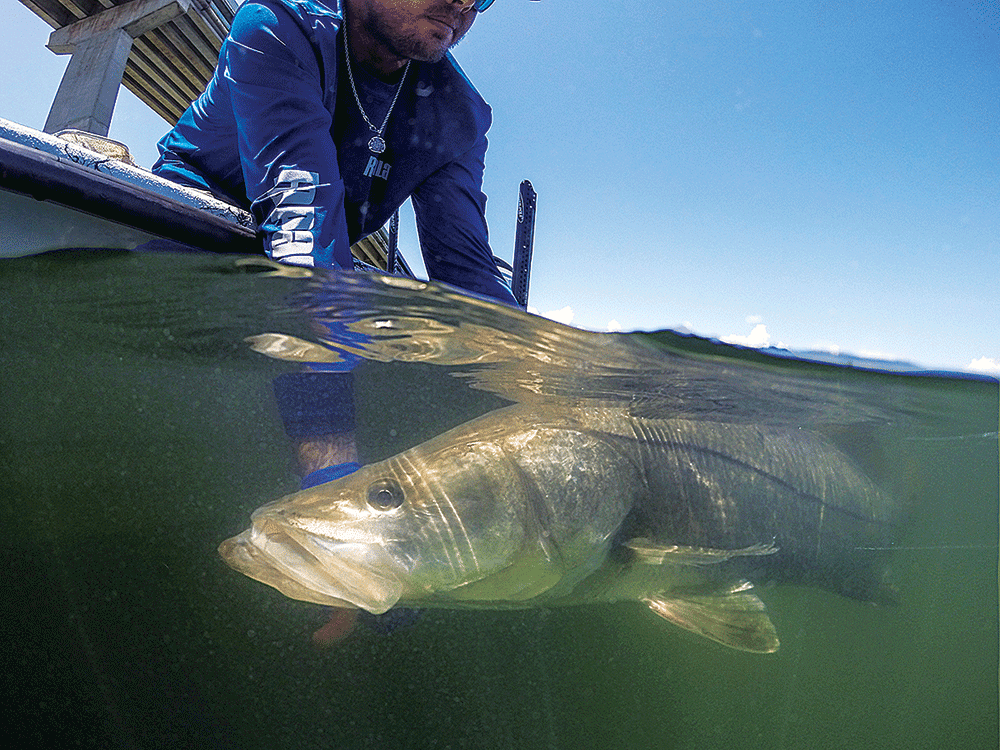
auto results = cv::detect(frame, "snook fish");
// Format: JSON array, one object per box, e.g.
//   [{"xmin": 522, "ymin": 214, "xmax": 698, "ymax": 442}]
[{"xmin": 219, "ymin": 403, "xmax": 900, "ymax": 653}]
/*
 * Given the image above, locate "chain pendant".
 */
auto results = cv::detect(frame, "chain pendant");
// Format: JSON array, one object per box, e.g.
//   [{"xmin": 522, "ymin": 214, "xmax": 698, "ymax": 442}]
[{"xmin": 369, "ymin": 136, "xmax": 386, "ymax": 154}]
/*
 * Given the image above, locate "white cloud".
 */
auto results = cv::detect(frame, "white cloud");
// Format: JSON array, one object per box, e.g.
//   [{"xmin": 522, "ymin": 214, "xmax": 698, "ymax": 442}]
[
  {"xmin": 967, "ymin": 357, "xmax": 1000, "ymax": 374},
  {"xmin": 606, "ymin": 320, "xmax": 622, "ymax": 332},
  {"xmin": 810, "ymin": 341, "xmax": 842, "ymax": 355},
  {"xmin": 854, "ymin": 348, "xmax": 904, "ymax": 363},
  {"xmin": 746, "ymin": 314, "xmax": 763, "ymax": 325},
  {"xmin": 543, "ymin": 306, "xmax": 575, "ymax": 325},
  {"xmin": 722, "ymin": 323, "xmax": 771, "ymax": 348}
]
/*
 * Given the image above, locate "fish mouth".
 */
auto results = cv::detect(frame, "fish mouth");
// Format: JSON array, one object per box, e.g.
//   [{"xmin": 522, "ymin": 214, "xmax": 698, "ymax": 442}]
[{"xmin": 218, "ymin": 512, "xmax": 404, "ymax": 614}]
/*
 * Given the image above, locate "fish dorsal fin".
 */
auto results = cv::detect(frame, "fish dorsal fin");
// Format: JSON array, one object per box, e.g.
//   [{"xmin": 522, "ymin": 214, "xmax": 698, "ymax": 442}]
[
  {"xmin": 644, "ymin": 582, "xmax": 780, "ymax": 653},
  {"xmin": 625, "ymin": 537, "xmax": 778, "ymax": 566}
]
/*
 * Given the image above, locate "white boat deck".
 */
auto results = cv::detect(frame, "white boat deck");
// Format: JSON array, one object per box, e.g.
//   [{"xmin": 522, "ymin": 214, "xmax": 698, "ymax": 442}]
[{"xmin": 0, "ymin": 117, "xmax": 256, "ymax": 257}]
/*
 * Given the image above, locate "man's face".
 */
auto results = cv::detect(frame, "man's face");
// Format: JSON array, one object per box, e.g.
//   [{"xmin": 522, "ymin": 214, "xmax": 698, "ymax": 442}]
[{"xmin": 350, "ymin": 0, "xmax": 479, "ymax": 64}]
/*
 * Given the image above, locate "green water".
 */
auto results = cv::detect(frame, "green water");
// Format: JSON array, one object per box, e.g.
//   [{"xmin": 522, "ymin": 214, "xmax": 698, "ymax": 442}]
[{"xmin": 1, "ymin": 250, "xmax": 996, "ymax": 749}]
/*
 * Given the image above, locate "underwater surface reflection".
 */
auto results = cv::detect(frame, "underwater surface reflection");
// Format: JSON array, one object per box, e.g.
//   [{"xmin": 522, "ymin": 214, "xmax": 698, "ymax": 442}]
[{"xmin": 1, "ymin": 250, "xmax": 996, "ymax": 749}]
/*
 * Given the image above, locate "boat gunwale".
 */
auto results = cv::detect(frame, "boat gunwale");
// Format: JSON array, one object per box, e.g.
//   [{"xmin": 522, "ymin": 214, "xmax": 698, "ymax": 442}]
[{"xmin": 0, "ymin": 134, "xmax": 260, "ymax": 254}]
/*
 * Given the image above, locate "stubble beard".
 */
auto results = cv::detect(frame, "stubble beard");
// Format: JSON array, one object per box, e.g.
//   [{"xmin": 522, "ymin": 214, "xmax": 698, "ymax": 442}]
[{"xmin": 365, "ymin": 13, "xmax": 466, "ymax": 64}]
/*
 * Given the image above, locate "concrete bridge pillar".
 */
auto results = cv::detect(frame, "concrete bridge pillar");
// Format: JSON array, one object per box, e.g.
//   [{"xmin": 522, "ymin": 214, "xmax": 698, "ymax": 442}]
[{"xmin": 43, "ymin": 0, "xmax": 191, "ymax": 136}]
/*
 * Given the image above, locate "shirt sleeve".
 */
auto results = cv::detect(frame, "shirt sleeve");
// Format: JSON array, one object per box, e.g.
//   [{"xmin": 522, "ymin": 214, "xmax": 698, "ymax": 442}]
[
  {"xmin": 222, "ymin": 3, "xmax": 353, "ymax": 269},
  {"xmin": 410, "ymin": 136, "xmax": 519, "ymax": 306}
]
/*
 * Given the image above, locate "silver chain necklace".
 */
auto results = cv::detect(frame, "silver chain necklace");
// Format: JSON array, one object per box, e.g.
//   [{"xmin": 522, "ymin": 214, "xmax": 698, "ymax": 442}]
[{"xmin": 343, "ymin": 24, "xmax": 411, "ymax": 155}]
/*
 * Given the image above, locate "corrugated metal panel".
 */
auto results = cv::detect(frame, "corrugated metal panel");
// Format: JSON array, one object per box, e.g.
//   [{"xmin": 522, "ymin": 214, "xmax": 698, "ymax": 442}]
[{"xmin": 19, "ymin": 0, "xmax": 235, "ymax": 124}]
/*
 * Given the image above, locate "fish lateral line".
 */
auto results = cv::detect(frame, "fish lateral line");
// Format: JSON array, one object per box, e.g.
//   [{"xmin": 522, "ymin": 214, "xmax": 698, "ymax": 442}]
[
  {"xmin": 583, "ymin": 422, "xmax": 894, "ymax": 527},
  {"xmin": 854, "ymin": 544, "xmax": 997, "ymax": 551}
]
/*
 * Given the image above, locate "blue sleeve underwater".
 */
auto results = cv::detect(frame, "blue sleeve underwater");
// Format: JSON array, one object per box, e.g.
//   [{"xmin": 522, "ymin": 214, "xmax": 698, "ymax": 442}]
[{"xmin": 223, "ymin": 3, "xmax": 353, "ymax": 270}]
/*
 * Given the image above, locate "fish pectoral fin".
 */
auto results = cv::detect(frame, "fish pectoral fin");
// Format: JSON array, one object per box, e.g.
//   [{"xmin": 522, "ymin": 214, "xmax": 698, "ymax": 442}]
[
  {"xmin": 448, "ymin": 559, "xmax": 562, "ymax": 603},
  {"xmin": 625, "ymin": 537, "xmax": 778, "ymax": 566},
  {"xmin": 449, "ymin": 568, "xmax": 561, "ymax": 602},
  {"xmin": 643, "ymin": 581, "xmax": 780, "ymax": 653}
]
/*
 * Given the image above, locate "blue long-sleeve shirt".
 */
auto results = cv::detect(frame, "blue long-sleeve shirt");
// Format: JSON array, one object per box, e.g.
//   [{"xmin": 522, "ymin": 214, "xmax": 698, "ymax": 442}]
[{"xmin": 153, "ymin": 0, "xmax": 516, "ymax": 305}]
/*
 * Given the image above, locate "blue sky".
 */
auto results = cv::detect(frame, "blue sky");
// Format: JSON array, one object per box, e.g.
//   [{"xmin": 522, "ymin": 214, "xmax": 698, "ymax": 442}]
[{"xmin": 3, "ymin": 0, "xmax": 998, "ymax": 372}]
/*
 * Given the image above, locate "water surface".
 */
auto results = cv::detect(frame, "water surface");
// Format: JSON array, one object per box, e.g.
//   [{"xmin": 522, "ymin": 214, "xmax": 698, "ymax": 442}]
[{"xmin": 1, "ymin": 249, "xmax": 996, "ymax": 749}]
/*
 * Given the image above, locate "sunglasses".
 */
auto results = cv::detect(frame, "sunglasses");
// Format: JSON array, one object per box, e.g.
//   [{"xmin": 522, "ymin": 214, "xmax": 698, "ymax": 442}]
[{"xmin": 471, "ymin": 0, "xmax": 540, "ymax": 12}]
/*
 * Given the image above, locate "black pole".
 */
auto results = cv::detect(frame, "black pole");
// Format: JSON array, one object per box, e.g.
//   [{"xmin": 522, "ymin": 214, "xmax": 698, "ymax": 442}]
[
  {"xmin": 511, "ymin": 180, "xmax": 536, "ymax": 308},
  {"xmin": 386, "ymin": 208, "xmax": 399, "ymax": 274}
]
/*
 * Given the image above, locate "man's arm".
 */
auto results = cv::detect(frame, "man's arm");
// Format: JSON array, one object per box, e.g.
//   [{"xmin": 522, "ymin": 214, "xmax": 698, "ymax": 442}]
[
  {"xmin": 411, "ymin": 136, "xmax": 519, "ymax": 306},
  {"xmin": 224, "ymin": 2, "xmax": 353, "ymax": 269}
]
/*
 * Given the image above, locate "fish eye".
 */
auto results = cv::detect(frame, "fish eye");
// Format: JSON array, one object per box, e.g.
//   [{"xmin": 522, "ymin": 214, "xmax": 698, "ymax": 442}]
[{"xmin": 367, "ymin": 478, "xmax": 405, "ymax": 511}]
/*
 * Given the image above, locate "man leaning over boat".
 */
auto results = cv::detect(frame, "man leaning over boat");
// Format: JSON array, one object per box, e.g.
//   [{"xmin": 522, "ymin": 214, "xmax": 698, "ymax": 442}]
[{"xmin": 153, "ymin": 0, "xmax": 516, "ymax": 304}]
